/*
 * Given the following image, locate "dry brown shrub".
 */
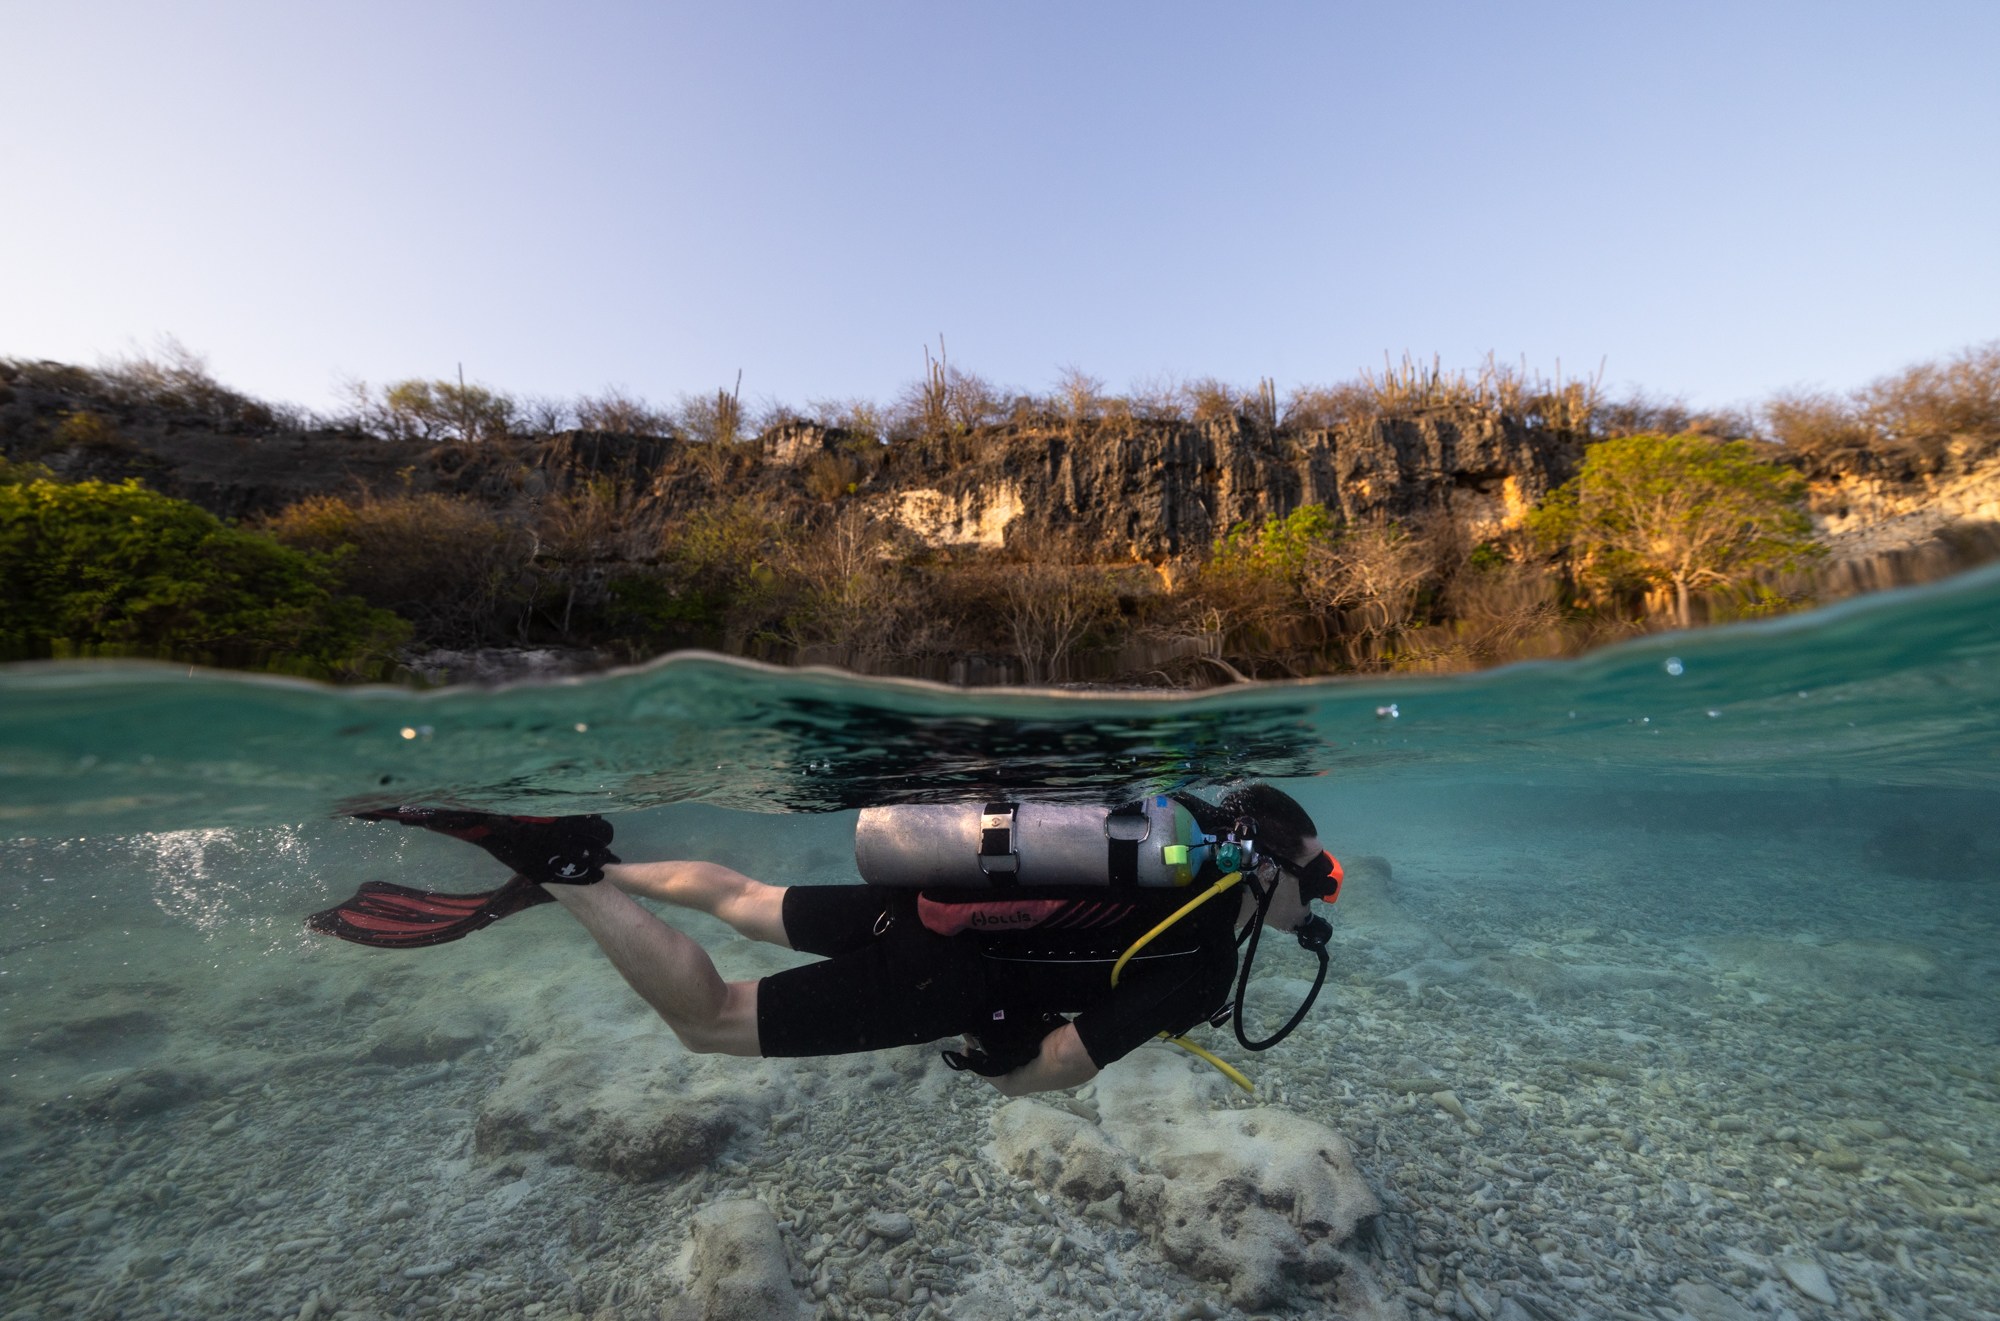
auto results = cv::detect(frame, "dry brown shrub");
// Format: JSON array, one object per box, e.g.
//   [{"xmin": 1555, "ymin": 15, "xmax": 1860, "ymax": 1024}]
[
  {"xmin": 802, "ymin": 451, "xmax": 867, "ymax": 503},
  {"xmin": 536, "ymin": 476, "xmax": 660, "ymax": 562},
  {"xmin": 575, "ymin": 389, "xmax": 671, "ymax": 436},
  {"xmin": 1283, "ymin": 383, "xmax": 1374, "ymax": 430},
  {"xmin": 1596, "ymin": 389, "xmax": 1753, "ymax": 441},
  {"xmin": 1300, "ymin": 517, "xmax": 1437, "ymax": 645},
  {"xmin": 1393, "ymin": 551, "xmax": 1566, "ymax": 672},
  {"xmin": 1183, "ymin": 378, "xmax": 1241, "ymax": 426},
  {"xmin": 97, "ymin": 337, "xmax": 253, "ymax": 421},
  {"xmin": 806, "ymin": 397, "xmax": 887, "ymax": 442},
  {"xmin": 1764, "ymin": 390, "xmax": 1871, "ymax": 452},
  {"xmin": 519, "ymin": 395, "xmax": 574, "ymax": 434},
  {"xmin": 678, "ymin": 381, "xmax": 745, "ymax": 447},
  {"xmin": 1127, "ymin": 374, "xmax": 1189, "ymax": 423},
  {"xmin": 1096, "ymin": 395, "xmax": 1141, "ymax": 439},
  {"xmin": 1859, "ymin": 340, "xmax": 2000, "ymax": 443},
  {"xmin": 992, "ymin": 527, "xmax": 1120, "ymax": 682},
  {"xmin": 1294, "ymin": 354, "xmax": 1601, "ymax": 433},
  {"xmin": 768, "ymin": 507, "xmax": 944, "ymax": 669},
  {"xmin": 1053, "ymin": 367, "xmax": 1106, "ymax": 433},
  {"xmin": 261, "ymin": 492, "xmax": 531, "ymax": 643}
]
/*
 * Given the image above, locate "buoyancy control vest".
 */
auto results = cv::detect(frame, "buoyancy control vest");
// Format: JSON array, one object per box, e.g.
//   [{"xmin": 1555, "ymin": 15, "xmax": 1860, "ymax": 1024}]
[{"xmin": 854, "ymin": 796, "xmax": 1333, "ymax": 1075}]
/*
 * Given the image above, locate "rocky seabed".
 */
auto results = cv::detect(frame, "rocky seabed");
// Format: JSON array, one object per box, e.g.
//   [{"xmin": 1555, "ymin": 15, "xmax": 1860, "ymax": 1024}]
[{"xmin": 3, "ymin": 821, "xmax": 1996, "ymax": 1321}]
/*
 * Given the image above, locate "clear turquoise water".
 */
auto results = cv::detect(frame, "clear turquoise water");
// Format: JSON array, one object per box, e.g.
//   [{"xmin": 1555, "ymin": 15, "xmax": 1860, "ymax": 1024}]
[{"xmin": 3, "ymin": 565, "xmax": 1998, "ymax": 1319}]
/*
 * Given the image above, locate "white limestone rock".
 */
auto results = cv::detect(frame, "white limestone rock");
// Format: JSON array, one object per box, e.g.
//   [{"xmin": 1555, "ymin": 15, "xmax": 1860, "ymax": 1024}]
[
  {"xmin": 688, "ymin": 1199, "xmax": 805, "ymax": 1321},
  {"xmin": 991, "ymin": 1050, "xmax": 1383, "ymax": 1311}
]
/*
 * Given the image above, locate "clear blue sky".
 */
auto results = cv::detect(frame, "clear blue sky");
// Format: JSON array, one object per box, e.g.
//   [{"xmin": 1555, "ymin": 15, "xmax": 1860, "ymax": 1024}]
[{"xmin": 4, "ymin": 2, "xmax": 1995, "ymax": 418}]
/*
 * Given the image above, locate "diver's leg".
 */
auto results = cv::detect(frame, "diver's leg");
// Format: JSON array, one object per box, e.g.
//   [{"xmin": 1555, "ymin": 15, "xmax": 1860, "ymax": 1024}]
[
  {"xmin": 545, "ymin": 883, "xmax": 762, "ymax": 1056},
  {"xmin": 601, "ymin": 860, "xmax": 791, "ymax": 947}
]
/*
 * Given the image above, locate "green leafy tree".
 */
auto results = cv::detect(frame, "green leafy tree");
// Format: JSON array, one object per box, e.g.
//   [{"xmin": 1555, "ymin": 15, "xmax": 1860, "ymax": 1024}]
[
  {"xmin": 1529, "ymin": 432, "xmax": 1817, "ymax": 627},
  {"xmin": 355, "ymin": 377, "xmax": 518, "ymax": 442},
  {"xmin": 0, "ymin": 478, "xmax": 408, "ymax": 674}
]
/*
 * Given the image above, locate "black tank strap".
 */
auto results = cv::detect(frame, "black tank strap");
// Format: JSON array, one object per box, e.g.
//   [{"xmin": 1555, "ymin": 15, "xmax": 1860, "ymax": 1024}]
[
  {"xmin": 1104, "ymin": 803, "xmax": 1146, "ymax": 887},
  {"xmin": 979, "ymin": 803, "xmax": 1019, "ymax": 885}
]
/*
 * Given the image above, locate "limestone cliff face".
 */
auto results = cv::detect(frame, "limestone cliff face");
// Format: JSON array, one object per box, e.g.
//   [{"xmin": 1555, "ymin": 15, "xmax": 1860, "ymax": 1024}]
[
  {"xmin": 6, "ymin": 361, "xmax": 1993, "ymax": 574},
  {"xmin": 1794, "ymin": 431, "xmax": 2000, "ymax": 560},
  {"xmin": 844, "ymin": 410, "xmax": 1581, "ymax": 560},
  {"xmin": 0, "ymin": 370, "xmax": 1587, "ymax": 561}
]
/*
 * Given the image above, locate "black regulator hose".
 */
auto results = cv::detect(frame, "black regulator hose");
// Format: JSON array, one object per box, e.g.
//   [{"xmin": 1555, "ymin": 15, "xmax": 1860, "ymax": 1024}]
[{"xmin": 1231, "ymin": 878, "xmax": 1333, "ymax": 1052}]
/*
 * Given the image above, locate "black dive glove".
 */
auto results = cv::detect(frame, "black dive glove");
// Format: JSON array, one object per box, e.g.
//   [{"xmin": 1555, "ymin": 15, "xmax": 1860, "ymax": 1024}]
[
  {"xmin": 352, "ymin": 806, "xmax": 620, "ymax": 884},
  {"xmin": 940, "ymin": 1044, "xmax": 1018, "ymax": 1077},
  {"xmin": 941, "ymin": 1013, "xmax": 1069, "ymax": 1078}
]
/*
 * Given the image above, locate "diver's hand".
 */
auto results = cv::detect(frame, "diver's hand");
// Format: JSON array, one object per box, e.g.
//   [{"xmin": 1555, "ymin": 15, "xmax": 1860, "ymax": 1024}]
[
  {"xmin": 984, "ymin": 1024, "xmax": 1100, "ymax": 1097},
  {"xmin": 940, "ymin": 1035, "xmax": 1011, "ymax": 1078}
]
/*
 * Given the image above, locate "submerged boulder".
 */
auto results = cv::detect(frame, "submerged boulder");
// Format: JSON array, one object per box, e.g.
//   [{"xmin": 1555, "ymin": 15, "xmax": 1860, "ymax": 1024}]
[
  {"xmin": 991, "ymin": 1050, "xmax": 1386, "ymax": 1312},
  {"xmin": 683, "ymin": 1198, "xmax": 805, "ymax": 1321}
]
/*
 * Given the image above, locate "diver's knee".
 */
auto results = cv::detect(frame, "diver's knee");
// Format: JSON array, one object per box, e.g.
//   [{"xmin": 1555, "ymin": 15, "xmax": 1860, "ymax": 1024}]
[{"xmin": 669, "ymin": 984, "xmax": 760, "ymax": 1056}]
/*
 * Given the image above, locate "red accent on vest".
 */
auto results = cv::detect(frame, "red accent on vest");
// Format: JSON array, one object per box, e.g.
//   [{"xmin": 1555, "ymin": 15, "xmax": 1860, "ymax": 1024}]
[{"xmin": 917, "ymin": 895, "xmax": 1138, "ymax": 936}]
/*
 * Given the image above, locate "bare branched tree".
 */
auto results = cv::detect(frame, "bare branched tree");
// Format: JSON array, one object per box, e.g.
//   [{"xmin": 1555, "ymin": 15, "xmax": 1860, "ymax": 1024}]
[
  {"xmin": 771, "ymin": 508, "xmax": 942, "ymax": 670},
  {"xmin": 1301, "ymin": 518, "xmax": 1436, "ymax": 643},
  {"xmin": 1054, "ymin": 366, "xmax": 1106, "ymax": 435},
  {"xmin": 997, "ymin": 528, "xmax": 1118, "ymax": 682},
  {"xmin": 576, "ymin": 389, "xmax": 671, "ymax": 436}
]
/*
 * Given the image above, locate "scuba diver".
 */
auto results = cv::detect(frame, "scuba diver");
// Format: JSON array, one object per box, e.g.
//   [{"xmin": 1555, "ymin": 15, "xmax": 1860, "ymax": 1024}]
[{"xmin": 310, "ymin": 785, "xmax": 1341, "ymax": 1097}]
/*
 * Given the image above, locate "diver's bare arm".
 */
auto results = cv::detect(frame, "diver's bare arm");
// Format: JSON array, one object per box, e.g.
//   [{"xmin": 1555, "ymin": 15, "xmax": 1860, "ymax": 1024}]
[
  {"xmin": 601, "ymin": 861, "xmax": 791, "ymax": 947},
  {"xmin": 987, "ymin": 1023, "xmax": 1100, "ymax": 1098}
]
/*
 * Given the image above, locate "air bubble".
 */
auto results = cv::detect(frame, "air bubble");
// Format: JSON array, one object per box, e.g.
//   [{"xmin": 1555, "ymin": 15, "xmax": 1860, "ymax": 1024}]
[{"xmin": 1664, "ymin": 657, "xmax": 1684, "ymax": 676}]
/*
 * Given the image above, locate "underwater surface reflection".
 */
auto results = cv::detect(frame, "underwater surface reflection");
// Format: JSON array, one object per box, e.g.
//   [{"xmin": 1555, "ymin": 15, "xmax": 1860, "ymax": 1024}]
[{"xmin": 2, "ymin": 566, "xmax": 1997, "ymax": 1319}]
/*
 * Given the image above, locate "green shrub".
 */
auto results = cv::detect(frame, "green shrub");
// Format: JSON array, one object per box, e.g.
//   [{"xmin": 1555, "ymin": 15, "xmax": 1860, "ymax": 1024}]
[
  {"xmin": 0, "ymin": 479, "xmax": 406, "ymax": 674},
  {"xmin": 1209, "ymin": 503, "xmax": 1339, "ymax": 579},
  {"xmin": 51, "ymin": 410, "xmax": 131, "ymax": 453},
  {"xmin": 0, "ymin": 457, "xmax": 55, "ymax": 486},
  {"xmin": 1190, "ymin": 504, "xmax": 1342, "ymax": 672}
]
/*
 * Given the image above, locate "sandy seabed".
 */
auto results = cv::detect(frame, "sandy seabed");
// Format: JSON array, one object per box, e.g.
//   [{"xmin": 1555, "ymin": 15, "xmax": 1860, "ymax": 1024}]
[{"xmin": 3, "ymin": 809, "xmax": 1996, "ymax": 1321}]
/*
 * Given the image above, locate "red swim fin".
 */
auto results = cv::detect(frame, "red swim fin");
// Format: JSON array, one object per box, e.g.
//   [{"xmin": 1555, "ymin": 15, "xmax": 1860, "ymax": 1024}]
[{"xmin": 306, "ymin": 875, "xmax": 554, "ymax": 948}]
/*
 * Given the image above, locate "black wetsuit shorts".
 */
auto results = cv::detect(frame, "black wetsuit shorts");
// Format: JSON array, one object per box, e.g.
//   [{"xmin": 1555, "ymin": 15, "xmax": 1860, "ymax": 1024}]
[{"xmin": 757, "ymin": 887, "xmax": 997, "ymax": 1057}]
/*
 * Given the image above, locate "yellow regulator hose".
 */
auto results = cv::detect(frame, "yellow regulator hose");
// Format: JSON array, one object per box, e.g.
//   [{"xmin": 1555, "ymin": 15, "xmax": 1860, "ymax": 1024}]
[
  {"xmin": 1109, "ymin": 870, "xmax": 1257, "ymax": 1093},
  {"xmin": 1163, "ymin": 1034, "xmax": 1254, "ymax": 1093},
  {"xmin": 1109, "ymin": 870, "xmax": 1244, "ymax": 987}
]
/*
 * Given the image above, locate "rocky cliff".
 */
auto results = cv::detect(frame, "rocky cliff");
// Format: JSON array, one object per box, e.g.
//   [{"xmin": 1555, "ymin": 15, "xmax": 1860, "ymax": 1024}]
[
  {"xmin": 0, "ymin": 364, "xmax": 1584, "ymax": 563},
  {"xmin": 843, "ymin": 410, "xmax": 1576, "ymax": 561},
  {"xmin": 4, "ymin": 359, "xmax": 1995, "ymax": 579}
]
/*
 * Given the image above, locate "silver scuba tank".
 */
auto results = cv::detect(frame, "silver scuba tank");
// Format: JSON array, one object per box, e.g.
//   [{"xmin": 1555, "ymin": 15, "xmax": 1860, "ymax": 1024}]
[{"xmin": 854, "ymin": 796, "xmax": 1222, "ymax": 888}]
